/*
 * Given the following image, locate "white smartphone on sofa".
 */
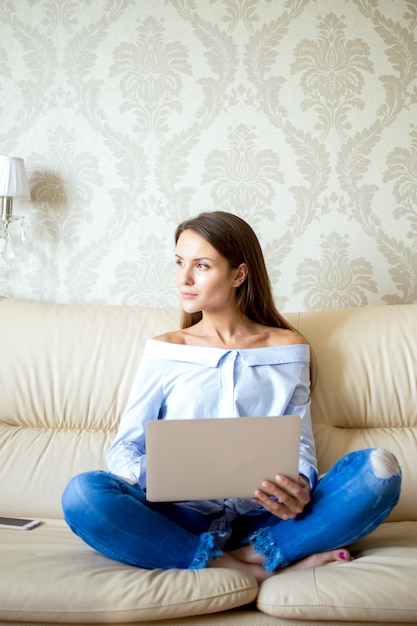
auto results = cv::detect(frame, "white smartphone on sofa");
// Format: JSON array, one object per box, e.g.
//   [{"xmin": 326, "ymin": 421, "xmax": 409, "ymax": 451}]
[{"xmin": 0, "ymin": 516, "xmax": 41, "ymax": 530}]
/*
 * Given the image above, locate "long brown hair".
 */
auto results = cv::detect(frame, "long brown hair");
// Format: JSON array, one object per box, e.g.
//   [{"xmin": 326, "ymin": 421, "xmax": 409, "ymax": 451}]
[
  {"xmin": 175, "ymin": 211, "xmax": 316, "ymax": 385},
  {"xmin": 175, "ymin": 211, "xmax": 293, "ymax": 331}
]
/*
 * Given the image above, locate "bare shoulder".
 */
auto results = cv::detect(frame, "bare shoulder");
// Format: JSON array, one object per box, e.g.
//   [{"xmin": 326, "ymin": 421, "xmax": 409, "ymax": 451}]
[
  {"xmin": 268, "ymin": 327, "xmax": 309, "ymax": 347},
  {"xmin": 152, "ymin": 330, "xmax": 186, "ymax": 344}
]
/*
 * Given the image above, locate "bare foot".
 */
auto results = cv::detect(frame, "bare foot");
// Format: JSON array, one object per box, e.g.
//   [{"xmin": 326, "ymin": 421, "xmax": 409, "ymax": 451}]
[
  {"xmin": 228, "ymin": 544, "xmax": 265, "ymax": 565},
  {"xmin": 283, "ymin": 549, "xmax": 353, "ymax": 573},
  {"xmin": 207, "ymin": 552, "xmax": 272, "ymax": 582},
  {"xmin": 208, "ymin": 546, "xmax": 352, "ymax": 584}
]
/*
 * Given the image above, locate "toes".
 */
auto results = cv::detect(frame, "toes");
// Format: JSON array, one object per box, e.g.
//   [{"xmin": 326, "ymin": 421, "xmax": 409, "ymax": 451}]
[{"xmin": 336, "ymin": 549, "xmax": 352, "ymax": 562}]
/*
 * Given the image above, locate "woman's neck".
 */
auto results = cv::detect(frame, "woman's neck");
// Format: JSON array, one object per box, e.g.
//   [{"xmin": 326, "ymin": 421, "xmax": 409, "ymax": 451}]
[{"xmin": 183, "ymin": 312, "xmax": 267, "ymax": 349}]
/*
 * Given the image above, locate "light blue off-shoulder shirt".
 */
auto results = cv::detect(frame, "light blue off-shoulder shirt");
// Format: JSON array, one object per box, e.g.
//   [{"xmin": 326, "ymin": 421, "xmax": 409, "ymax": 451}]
[{"xmin": 106, "ymin": 339, "xmax": 317, "ymax": 522}]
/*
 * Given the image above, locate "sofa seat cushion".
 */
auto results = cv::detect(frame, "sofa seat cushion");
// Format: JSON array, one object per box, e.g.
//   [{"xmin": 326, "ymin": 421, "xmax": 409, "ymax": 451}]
[
  {"xmin": 0, "ymin": 519, "xmax": 258, "ymax": 623},
  {"xmin": 257, "ymin": 521, "xmax": 417, "ymax": 622}
]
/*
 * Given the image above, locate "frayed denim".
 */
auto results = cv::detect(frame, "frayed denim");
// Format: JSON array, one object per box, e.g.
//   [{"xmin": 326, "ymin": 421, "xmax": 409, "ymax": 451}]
[
  {"xmin": 62, "ymin": 470, "xmax": 222, "ymax": 569},
  {"xmin": 242, "ymin": 448, "xmax": 402, "ymax": 571},
  {"xmin": 62, "ymin": 448, "xmax": 401, "ymax": 572}
]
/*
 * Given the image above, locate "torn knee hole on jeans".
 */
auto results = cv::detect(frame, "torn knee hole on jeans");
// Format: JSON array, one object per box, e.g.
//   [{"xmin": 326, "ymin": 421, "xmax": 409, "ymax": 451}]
[{"xmin": 370, "ymin": 448, "xmax": 400, "ymax": 479}]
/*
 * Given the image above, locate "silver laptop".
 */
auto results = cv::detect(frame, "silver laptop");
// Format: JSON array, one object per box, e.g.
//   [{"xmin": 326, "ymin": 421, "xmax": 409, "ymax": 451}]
[{"xmin": 145, "ymin": 415, "xmax": 301, "ymax": 502}]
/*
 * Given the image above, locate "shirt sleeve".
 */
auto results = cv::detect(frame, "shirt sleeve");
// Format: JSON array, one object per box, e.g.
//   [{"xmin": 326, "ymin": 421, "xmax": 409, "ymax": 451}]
[
  {"xmin": 285, "ymin": 363, "xmax": 318, "ymax": 490},
  {"xmin": 105, "ymin": 349, "xmax": 164, "ymax": 487}
]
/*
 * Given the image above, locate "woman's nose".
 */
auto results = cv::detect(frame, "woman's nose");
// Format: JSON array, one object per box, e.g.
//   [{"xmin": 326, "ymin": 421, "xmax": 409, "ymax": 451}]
[
  {"xmin": 179, "ymin": 266, "xmax": 193, "ymax": 285},
  {"xmin": 182, "ymin": 271, "xmax": 193, "ymax": 285}
]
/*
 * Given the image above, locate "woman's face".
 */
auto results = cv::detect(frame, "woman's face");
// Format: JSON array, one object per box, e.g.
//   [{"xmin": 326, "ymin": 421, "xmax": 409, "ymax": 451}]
[{"xmin": 175, "ymin": 229, "xmax": 244, "ymax": 315}]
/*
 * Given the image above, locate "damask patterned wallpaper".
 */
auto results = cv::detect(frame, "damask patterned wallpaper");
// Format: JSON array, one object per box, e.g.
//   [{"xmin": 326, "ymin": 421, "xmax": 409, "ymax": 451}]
[{"xmin": 1, "ymin": 0, "xmax": 416, "ymax": 311}]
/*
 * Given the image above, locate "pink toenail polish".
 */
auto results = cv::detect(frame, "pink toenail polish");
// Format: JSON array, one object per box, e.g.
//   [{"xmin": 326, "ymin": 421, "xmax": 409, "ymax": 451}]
[{"xmin": 339, "ymin": 552, "xmax": 346, "ymax": 560}]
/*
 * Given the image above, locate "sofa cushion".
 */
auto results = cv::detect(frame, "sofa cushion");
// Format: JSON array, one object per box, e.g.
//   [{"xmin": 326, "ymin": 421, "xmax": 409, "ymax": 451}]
[
  {"xmin": 257, "ymin": 521, "xmax": 417, "ymax": 622},
  {"xmin": 0, "ymin": 520, "xmax": 258, "ymax": 623}
]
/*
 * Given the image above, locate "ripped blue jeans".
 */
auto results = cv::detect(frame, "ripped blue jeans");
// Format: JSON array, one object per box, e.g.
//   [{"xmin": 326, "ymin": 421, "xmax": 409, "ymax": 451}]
[{"xmin": 62, "ymin": 448, "xmax": 401, "ymax": 572}]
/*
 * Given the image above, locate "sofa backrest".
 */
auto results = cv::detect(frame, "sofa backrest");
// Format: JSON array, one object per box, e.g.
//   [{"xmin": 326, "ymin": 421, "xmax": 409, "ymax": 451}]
[
  {"xmin": 0, "ymin": 298, "xmax": 416, "ymax": 522},
  {"xmin": 0, "ymin": 298, "xmax": 180, "ymax": 519},
  {"xmin": 292, "ymin": 305, "xmax": 417, "ymax": 522}
]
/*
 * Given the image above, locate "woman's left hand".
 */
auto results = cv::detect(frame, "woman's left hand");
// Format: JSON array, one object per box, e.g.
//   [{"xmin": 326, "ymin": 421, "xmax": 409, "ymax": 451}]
[{"xmin": 253, "ymin": 474, "xmax": 311, "ymax": 520}]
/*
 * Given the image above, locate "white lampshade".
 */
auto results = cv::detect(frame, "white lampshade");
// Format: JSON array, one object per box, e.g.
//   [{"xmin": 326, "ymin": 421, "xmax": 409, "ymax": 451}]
[{"xmin": 0, "ymin": 155, "xmax": 31, "ymax": 199}]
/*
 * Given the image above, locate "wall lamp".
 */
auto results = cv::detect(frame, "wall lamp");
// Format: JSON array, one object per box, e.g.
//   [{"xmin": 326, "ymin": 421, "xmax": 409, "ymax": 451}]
[{"xmin": 0, "ymin": 154, "xmax": 31, "ymax": 246}]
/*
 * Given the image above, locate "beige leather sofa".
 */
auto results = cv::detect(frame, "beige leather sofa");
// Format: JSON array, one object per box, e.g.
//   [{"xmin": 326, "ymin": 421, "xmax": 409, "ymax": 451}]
[{"xmin": 1, "ymin": 295, "xmax": 416, "ymax": 625}]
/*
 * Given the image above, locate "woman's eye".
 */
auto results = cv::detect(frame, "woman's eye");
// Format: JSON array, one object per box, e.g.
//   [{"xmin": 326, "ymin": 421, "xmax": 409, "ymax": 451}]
[{"xmin": 196, "ymin": 263, "xmax": 208, "ymax": 270}]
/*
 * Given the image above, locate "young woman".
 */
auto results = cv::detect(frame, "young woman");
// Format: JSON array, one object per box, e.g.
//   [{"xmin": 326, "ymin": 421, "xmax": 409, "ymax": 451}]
[{"xmin": 62, "ymin": 211, "xmax": 401, "ymax": 582}]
